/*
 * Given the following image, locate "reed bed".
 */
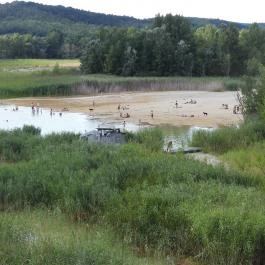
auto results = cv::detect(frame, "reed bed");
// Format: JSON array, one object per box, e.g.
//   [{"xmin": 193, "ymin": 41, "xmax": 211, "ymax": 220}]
[
  {"xmin": 0, "ymin": 126, "xmax": 265, "ymax": 264},
  {"xmin": 191, "ymin": 120, "xmax": 265, "ymax": 154},
  {"xmin": 0, "ymin": 67, "xmax": 241, "ymax": 98}
]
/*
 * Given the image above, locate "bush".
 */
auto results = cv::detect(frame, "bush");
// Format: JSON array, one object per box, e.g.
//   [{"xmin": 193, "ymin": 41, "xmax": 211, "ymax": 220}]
[
  {"xmin": 22, "ymin": 125, "xmax": 41, "ymax": 135},
  {"xmin": 126, "ymin": 127, "xmax": 164, "ymax": 152}
]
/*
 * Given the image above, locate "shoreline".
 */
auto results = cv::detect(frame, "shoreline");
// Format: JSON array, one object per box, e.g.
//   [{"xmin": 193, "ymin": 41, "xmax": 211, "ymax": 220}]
[{"xmin": 5, "ymin": 90, "xmax": 243, "ymax": 128}]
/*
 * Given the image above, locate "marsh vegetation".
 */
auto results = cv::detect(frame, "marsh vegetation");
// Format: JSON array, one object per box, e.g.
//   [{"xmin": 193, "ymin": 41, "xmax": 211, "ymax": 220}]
[
  {"xmin": 0, "ymin": 126, "xmax": 265, "ymax": 265},
  {"xmin": 0, "ymin": 60, "xmax": 241, "ymax": 98},
  {"xmin": 1, "ymin": 3, "xmax": 265, "ymax": 264}
]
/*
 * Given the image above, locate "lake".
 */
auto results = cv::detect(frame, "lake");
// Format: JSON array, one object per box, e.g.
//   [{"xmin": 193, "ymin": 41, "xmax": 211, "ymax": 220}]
[
  {"xmin": 0, "ymin": 105, "xmax": 141, "ymax": 135},
  {"xmin": 0, "ymin": 104, "xmax": 213, "ymax": 150}
]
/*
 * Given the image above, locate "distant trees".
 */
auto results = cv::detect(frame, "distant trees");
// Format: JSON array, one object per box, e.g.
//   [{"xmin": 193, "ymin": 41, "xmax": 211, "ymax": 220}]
[
  {"xmin": 193, "ymin": 24, "xmax": 244, "ymax": 76},
  {"xmin": 0, "ymin": 30, "xmax": 83, "ymax": 59},
  {"xmin": 81, "ymin": 14, "xmax": 195, "ymax": 76},
  {"xmin": 80, "ymin": 14, "xmax": 250, "ymax": 77},
  {"xmin": 79, "ymin": 14, "xmax": 265, "ymax": 76},
  {"xmin": 2, "ymin": 8, "xmax": 265, "ymax": 78},
  {"xmin": 0, "ymin": 34, "xmax": 46, "ymax": 58}
]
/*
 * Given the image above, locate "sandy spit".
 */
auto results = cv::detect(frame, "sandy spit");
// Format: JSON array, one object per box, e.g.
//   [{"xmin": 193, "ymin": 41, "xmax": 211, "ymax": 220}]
[{"xmin": 5, "ymin": 91, "xmax": 243, "ymax": 128}]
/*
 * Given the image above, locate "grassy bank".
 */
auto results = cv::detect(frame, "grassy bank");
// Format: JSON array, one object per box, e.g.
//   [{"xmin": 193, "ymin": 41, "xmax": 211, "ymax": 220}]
[
  {"xmin": 0, "ymin": 126, "xmax": 265, "ymax": 264},
  {"xmin": 190, "ymin": 119, "xmax": 265, "ymax": 182},
  {"xmin": 0, "ymin": 59, "xmax": 242, "ymax": 98},
  {"xmin": 0, "ymin": 72, "xmax": 243, "ymax": 98},
  {"xmin": 0, "ymin": 59, "xmax": 80, "ymax": 71},
  {"xmin": 191, "ymin": 120, "xmax": 265, "ymax": 154},
  {"xmin": 221, "ymin": 142, "xmax": 265, "ymax": 176}
]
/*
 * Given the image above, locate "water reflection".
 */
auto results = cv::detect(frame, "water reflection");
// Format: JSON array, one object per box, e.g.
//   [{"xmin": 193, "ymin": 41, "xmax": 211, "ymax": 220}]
[
  {"xmin": 0, "ymin": 105, "xmax": 141, "ymax": 135},
  {"xmin": 162, "ymin": 125, "xmax": 215, "ymax": 151},
  {"xmin": 0, "ymin": 105, "xmax": 214, "ymax": 145}
]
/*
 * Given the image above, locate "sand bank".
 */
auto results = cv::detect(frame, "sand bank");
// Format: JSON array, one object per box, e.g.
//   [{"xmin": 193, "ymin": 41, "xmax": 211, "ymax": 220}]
[{"xmin": 6, "ymin": 91, "xmax": 243, "ymax": 128}]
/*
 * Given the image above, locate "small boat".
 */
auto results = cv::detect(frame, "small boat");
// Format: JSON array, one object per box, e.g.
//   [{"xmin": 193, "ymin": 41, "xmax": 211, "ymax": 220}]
[{"xmin": 80, "ymin": 127, "xmax": 126, "ymax": 145}]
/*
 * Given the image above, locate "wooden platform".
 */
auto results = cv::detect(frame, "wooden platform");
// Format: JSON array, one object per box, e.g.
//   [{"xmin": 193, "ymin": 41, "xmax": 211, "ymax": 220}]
[
  {"xmin": 167, "ymin": 147, "xmax": 202, "ymax": 154},
  {"xmin": 182, "ymin": 147, "xmax": 202, "ymax": 154}
]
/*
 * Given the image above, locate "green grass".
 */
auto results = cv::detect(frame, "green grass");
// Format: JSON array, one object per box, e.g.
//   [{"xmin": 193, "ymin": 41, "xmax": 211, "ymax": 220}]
[
  {"xmin": 221, "ymin": 141, "xmax": 265, "ymax": 176},
  {"xmin": 0, "ymin": 59, "xmax": 242, "ymax": 98},
  {"xmin": 0, "ymin": 59, "xmax": 80, "ymax": 70},
  {"xmin": 0, "ymin": 73, "xmax": 242, "ymax": 98},
  {"xmin": 0, "ymin": 210, "xmax": 168, "ymax": 265},
  {"xmin": 0, "ymin": 127, "xmax": 265, "ymax": 264},
  {"xmin": 0, "ymin": 71, "xmax": 88, "ymax": 97}
]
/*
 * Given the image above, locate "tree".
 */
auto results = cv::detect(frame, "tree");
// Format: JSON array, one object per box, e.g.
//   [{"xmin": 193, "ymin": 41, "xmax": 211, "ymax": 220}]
[
  {"xmin": 46, "ymin": 30, "xmax": 64, "ymax": 58},
  {"xmin": 80, "ymin": 40, "xmax": 104, "ymax": 74},
  {"xmin": 104, "ymin": 29, "xmax": 127, "ymax": 74},
  {"xmin": 152, "ymin": 27, "xmax": 175, "ymax": 75},
  {"xmin": 194, "ymin": 25, "xmax": 224, "ymax": 76},
  {"xmin": 241, "ymin": 66, "xmax": 265, "ymax": 117},
  {"xmin": 121, "ymin": 46, "xmax": 137, "ymax": 76},
  {"xmin": 175, "ymin": 40, "xmax": 193, "ymax": 76},
  {"xmin": 224, "ymin": 23, "xmax": 242, "ymax": 75}
]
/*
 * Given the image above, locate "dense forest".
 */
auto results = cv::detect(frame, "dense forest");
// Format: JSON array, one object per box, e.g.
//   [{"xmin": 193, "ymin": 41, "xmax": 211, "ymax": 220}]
[
  {"xmin": 1, "ymin": 2, "xmax": 265, "ymax": 76},
  {"xmin": 81, "ymin": 15, "xmax": 265, "ymax": 76}
]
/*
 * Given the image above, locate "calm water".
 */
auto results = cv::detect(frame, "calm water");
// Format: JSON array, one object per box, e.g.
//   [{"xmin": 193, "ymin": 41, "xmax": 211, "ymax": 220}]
[
  {"xmin": 162, "ymin": 125, "xmax": 214, "ymax": 151},
  {"xmin": 0, "ymin": 105, "xmax": 141, "ymax": 135},
  {"xmin": 0, "ymin": 105, "xmax": 213, "ymax": 149}
]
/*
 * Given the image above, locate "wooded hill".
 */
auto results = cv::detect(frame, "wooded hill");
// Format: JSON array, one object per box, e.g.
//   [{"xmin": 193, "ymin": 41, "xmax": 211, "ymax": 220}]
[
  {"xmin": 0, "ymin": 1, "xmax": 264, "ymax": 37},
  {"xmin": 0, "ymin": 1, "xmax": 151, "ymax": 36}
]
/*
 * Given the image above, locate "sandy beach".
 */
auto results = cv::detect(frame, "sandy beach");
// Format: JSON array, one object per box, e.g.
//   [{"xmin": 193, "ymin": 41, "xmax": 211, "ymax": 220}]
[{"xmin": 6, "ymin": 91, "xmax": 243, "ymax": 128}]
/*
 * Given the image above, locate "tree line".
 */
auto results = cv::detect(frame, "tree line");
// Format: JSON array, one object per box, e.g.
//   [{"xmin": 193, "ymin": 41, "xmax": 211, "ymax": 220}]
[
  {"xmin": 0, "ymin": 30, "xmax": 90, "ymax": 59},
  {"xmin": 81, "ymin": 14, "xmax": 265, "ymax": 77},
  {"xmin": 1, "ymin": 14, "xmax": 265, "ymax": 77}
]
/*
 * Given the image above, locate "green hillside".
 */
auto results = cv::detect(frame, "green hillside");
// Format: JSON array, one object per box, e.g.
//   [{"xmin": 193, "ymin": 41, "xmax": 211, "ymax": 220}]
[
  {"xmin": 0, "ymin": 1, "xmax": 264, "ymax": 37},
  {"xmin": 0, "ymin": 1, "xmax": 151, "ymax": 36}
]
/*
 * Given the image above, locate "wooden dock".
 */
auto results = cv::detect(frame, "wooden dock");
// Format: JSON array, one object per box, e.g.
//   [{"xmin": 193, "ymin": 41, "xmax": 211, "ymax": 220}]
[{"xmin": 166, "ymin": 147, "xmax": 202, "ymax": 154}]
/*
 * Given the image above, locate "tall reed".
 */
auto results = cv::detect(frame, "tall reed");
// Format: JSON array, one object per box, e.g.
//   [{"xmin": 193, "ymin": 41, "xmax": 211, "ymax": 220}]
[{"xmin": 0, "ymin": 127, "xmax": 265, "ymax": 264}]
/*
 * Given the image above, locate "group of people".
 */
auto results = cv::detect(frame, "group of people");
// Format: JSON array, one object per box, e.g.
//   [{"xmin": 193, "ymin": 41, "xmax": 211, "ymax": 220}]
[
  {"xmin": 120, "ymin": 112, "xmax": 130, "ymax": 118},
  {"xmin": 117, "ymin": 103, "xmax": 155, "ymax": 120},
  {"xmin": 31, "ymin": 102, "xmax": 43, "ymax": 115},
  {"xmin": 222, "ymin": 103, "xmax": 242, "ymax": 114},
  {"xmin": 31, "ymin": 102, "xmax": 41, "ymax": 113},
  {"xmin": 184, "ymin": 99, "xmax": 197, "ymax": 104},
  {"xmin": 118, "ymin": 104, "xmax": 131, "ymax": 119},
  {"xmin": 30, "ymin": 102, "xmax": 64, "ymax": 117},
  {"xmin": 117, "ymin": 104, "xmax": 129, "ymax": 111},
  {"xmin": 175, "ymin": 98, "xmax": 197, "ymax": 108},
  {"xmin": 50, "ymin": 108, "xmax": 63, "ymax": 117}
]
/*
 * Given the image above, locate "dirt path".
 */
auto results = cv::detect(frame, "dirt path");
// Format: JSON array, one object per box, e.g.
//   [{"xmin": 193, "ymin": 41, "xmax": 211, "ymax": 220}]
[{"xmin": 5, "ymin": 91, "xmax": 243, "ymax": 127}]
